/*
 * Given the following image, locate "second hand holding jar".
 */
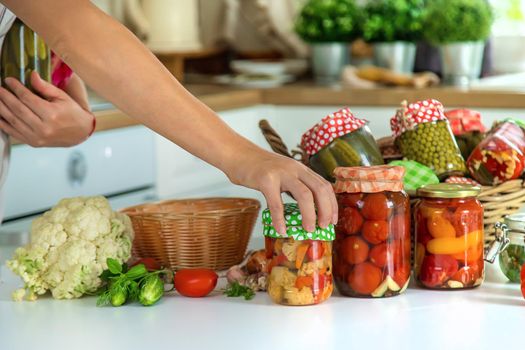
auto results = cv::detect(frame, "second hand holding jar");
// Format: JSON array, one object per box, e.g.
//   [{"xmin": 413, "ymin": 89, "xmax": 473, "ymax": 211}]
[{"xmin": 333, "ymin": 166, "xmax": 411, "ymax": 298}]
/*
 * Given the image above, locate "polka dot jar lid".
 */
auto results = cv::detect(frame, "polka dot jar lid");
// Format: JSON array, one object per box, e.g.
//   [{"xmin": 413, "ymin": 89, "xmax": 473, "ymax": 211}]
[
  {"xmin": 262, "ymin": 203, "xmax": 335, "ymax": 241},
  {"xmin": 390, "ymin": 99, "xmax": 448, "ymax": 138},
  {"xmin": 301, "ymin": 107, "xmax": 367, "ymax": 156}
]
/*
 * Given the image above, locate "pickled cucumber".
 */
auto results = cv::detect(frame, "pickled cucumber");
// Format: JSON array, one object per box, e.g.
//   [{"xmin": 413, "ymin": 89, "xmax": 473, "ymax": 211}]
[
  {"xmin": 1, "ymin": 19, "xmax": 51, "ymax": 92},
  {"xmin": 395, "ymin": 120, "xmax": 466, "ymax": 179},
  {"xmin": 330, "ymin": 138, "xmax": 362, "ymax": 165},
  {"xmin": 317, "ymin": 147, "xmax": 339, "ymax": 180}
]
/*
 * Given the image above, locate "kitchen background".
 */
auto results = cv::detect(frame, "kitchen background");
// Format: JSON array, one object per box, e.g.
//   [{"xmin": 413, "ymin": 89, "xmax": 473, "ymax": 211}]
[{"xmin": 1, "ymin": 0, "xmax": 525, "ymax": 239}]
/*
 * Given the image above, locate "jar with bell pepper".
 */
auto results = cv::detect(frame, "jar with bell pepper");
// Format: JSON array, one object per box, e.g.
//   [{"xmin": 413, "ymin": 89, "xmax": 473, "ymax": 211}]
[
  {"xmin": 301, "ymin": 108, "xmax": 384, "ymax": 183},
  {"xmin": 263, "ymin": 203, "xmax": 335, "ymax": 306},
  {"xmin": 333, "ymin": 166, "xmax": 411, "ymax": 298},
  {"xmin": 415, "ymin": 184, "xmax": 484, "ymax": 289},
  {"xmin": 391, "ymin": 99, "xmax": 467, "ymax": 179}
]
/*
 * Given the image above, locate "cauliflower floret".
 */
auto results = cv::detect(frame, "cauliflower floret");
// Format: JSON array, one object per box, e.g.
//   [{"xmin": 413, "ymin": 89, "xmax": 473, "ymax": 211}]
[
  {"xmin": 7, "ymin": 196, "xmax": 134, "ymax": 301},
  {"xmin": 267, "ymin": 281, "xmax": 283, "ymax": 303},
  {"xmin": 270, "ymin": 266, "xmax": 297, "ymax": 289},
  {"xmin": 298, "ymin": 256, "xmax": 332, "ymax": 277},
  {"xmin": 281, "ymin": 241, "xmax": 300, "ymax": 262},
  {"xmin": 11, "ymin": 289, "xmax": 26, "ymax": 302},
  {"xmin": 284, "ymin": 287, "xmax": 314, "ymax": 305}
]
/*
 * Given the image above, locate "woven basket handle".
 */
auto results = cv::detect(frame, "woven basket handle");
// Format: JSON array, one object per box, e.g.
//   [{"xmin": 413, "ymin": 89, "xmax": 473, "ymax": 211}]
[{"xmin": 258, "ymin": 119, "xmax": 308, "ymax": 165}]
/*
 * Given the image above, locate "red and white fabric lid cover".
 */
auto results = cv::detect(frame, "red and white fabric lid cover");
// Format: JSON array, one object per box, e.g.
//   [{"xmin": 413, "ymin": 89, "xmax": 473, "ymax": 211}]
[
  {"xmin": 444, "ymin": 109, "xmax": 486, "ymax": 136},
  {"xmin": 390, "ymin": 99, "xmax": 448, "ymax": 138},
  {"xmin": 301, "ymin": 107, "xmax": 367, "ymax": 156}
]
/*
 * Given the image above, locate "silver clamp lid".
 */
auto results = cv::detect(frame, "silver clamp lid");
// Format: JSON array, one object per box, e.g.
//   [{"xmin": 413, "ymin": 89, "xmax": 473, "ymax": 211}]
[{"xmin": 485, "ymin": 222, "xmax": 510, "ymax": 264}]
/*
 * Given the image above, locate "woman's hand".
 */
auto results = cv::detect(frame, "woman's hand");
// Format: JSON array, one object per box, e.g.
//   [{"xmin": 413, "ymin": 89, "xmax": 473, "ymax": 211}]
[
  {"xmin": 227, "ymin": 149, "xmax": 338, "ymax": 235},
  {"xmin": 0, "ymin": 71, "xmax": 94, "ymax": 147}
]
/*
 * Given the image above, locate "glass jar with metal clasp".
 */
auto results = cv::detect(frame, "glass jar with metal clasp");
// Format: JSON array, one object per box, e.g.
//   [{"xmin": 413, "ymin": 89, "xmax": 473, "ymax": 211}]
[{"xmin": 496, "ymin": 214, "xmax": 525, "ymax": 283}]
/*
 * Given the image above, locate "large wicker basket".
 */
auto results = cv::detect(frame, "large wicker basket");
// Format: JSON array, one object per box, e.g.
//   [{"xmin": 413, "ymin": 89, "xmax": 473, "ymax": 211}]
[
  {"xmin": 259, "ymin": 119, "xmax": 525, "ymax": 246},
  {"xmin": 121, "ymin": 198, "xmax": 261, "ymax": 271}
]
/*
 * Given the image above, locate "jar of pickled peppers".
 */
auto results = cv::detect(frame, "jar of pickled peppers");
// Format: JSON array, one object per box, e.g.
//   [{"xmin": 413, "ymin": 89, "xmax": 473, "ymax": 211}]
[
  {"xmin": 333, "ymin": 166, "xmax": 411, "ymax": 298},
  {"xmin": 391, "ymin": 99, "xmax": 466, "ymax": 180},
  {"xmin": 301, "ymin": 108, "xmax": 384, "ymax": 183},
  {"xmin": 1, "ymin": 19, "xmax": 51, "ymax": 90},
  {"xmin": 415, "ymin": 184, "xmax": 485, "ymax": 289},
  {"xmin": 263, "ymin": 203, "xmax": 335, "ymax": 306}
]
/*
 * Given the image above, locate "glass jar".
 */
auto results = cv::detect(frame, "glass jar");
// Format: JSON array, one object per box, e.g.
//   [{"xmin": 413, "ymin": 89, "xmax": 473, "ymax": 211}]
[
  {"xmin": 415, "ymin": 184, "xmax": 484, "ymax": 289},
  {"xmin": 1, "ymin": 19, "xmax": 51, "ymax": 90},
  {"xmin": 498, "ymin": 214, "xmax": 525, "ymax": 283},
  {"xmin": 333, "ymin": 166, "xmax": 411, "ymax": 298},
  {"xmin": 263, "ymin": 203, "xmax": 335, "ymax": 306},
  {"xmin": 301, "ymin": 108, "xmax": 384, "ymax": 183},
  {"xmin": 391, "ymin": 99, "xmax": 467, "ymax": 180}
]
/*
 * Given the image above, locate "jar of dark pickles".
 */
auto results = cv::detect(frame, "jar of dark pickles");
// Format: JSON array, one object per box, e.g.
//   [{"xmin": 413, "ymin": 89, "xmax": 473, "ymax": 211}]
[
  {"xmin": 263, "ymin": 203, "xmax": 335, "ymax": 306},
  {"xmin": 391, "ymin": 99, "xmax": 466, "ymax": 179},
  {"xmin": 415, "ymin": 184, "xmax": 484, "ymax": 289},
  {"xmin": 1, "ymin": 19, "xmax": 51, "ymax": 90},
  {"xmin": 333, "ymin": 166, "xmax": 411, "ymax": 298},
  {"xmin": 301, "ymin": 108, "xmax": 384, "ymax": 182}
]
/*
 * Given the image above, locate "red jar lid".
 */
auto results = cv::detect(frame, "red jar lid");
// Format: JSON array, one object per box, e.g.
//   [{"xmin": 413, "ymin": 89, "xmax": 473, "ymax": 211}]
[
  {"xmin": 333, "ymin": 165, "xmax": 405, "ymax": 193},
  {"xmin": 390, "ymin": 99, "xmax": 447, "ymax": 138},
  {"xmin": 301, "ymin": 107, "xmax": 367, "ymax": 156}
]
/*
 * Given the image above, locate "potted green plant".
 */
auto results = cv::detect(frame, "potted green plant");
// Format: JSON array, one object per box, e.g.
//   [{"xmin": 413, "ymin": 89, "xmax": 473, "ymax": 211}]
[
  {"xmin": 295, "ymin": 0, "xmax": 363, "ymax": 84},
  {"xmin": 363, "ymin": 0, "xmax": 426, "ymax": 74},
  {"xmin": 423, "ymin": 0, "xmax": 494, "ymax": 86}
]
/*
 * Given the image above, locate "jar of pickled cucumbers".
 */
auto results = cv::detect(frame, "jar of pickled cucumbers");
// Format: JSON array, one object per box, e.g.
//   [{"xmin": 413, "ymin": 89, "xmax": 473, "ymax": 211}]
[
  {"xmin": 263, "ymin": 203, "xmax": 335, "ymax": 306},
  {"xmin": 415, "ymin": 184, "xmax": 484, "ymax": 289},
  {"xmin": 391, "ymin": 99, "xmax": 466, "ymax": 180},
  {"xmin": 1, "ymin": 19, "xmax": 51, "ymax": 90},
  {"xmin": 333, "ymin": 166, "xmax": 411, "ymax": 298},
  {"xmin": 498, "ymin": 214, "xmax": 525, "ymax": 283},
  {"xmin": 301, "ymin": 108, "xmax": 384, "ymax": 183}
]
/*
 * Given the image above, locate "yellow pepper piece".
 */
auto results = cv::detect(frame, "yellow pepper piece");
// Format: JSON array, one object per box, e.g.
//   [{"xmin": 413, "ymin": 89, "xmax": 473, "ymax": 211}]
[
  {"xmin": 427, "ymin": 230, "xmax": 482, "ymax": 255},
  {"xmin": 427, "ymin": 213, "xmax": 456, "ymax": 238}
]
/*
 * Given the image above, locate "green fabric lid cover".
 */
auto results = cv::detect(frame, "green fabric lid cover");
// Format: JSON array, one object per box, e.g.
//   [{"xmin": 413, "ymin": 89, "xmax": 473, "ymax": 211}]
[{"xmin": 262, "ymin": 203, "xmax": 335, "ymax": 241}]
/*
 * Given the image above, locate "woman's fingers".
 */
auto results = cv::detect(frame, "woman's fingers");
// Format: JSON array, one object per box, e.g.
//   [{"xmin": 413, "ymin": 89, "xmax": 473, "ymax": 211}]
[
  {"xmin": 260, "ymin": 184, "xmax": 286, "ymax": 236},
  {"xmin": 0, "ymin": 118, "xmax": 28, "ymax": 143},
  {"xmin": 0, "ymin": 86, "xmax": 43, "ymax": 128},
  {"xmin": 283, "ymin": 179, "xmax": 317, "ymax": 233},
  {"xmin": 4, "ymin": 76, "xmax": 50, "ymax": 117},
  {"xmin": 0, "ymin": 99, "xmax": 35, "ymax": 139},
  {"xmin": 299, "ymin": 170, "xmax": 338, "ymax": 228}
]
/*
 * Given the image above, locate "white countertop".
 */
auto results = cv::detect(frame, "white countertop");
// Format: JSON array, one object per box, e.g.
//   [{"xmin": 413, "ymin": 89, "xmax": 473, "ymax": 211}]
[{"xmin": 1, "ymin": 239, "xmax": 524, "ymax": 350}]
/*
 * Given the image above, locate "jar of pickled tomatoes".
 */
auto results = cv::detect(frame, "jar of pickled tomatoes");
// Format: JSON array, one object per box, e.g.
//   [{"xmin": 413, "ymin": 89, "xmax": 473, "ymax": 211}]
[
  {"xmin": 415, "ymin": 184, "xmax": 484, "ymax": 289},
  {"xmin": 333, "ymin": 166, "xmax": 411, "ymax": 298},
  {"xmin": 263, "ymin": 203, "xmax": 335, "ymax": 306}
]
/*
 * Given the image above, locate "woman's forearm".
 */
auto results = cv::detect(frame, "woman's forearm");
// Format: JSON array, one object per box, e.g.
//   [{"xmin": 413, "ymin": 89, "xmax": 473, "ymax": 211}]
[{"xmin": 4, "ymin": 0, "xmax": 255, "ymax": 174}]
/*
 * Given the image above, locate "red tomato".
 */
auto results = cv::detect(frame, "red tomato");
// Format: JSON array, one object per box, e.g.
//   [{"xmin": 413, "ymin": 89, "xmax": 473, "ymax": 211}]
[
  {"xmin": 174, "ymin": 268, "xmax": 218, "ymax": 298},
  {"xmin": 393, "ymin": 264, "xmax": 410, "ymax": 288},
  {"xmin": 451, "ymin": 266, "xmax": 479, "ymax": 286},
  {"xmin": 448, "ymin": 201, "xmax": 483, "ymax": 236},
  {"xmin": 338, "ymin": 193, "xmax": 364, "ymax": 208},
  {"xmin": 347, "ymin": 262, "xmax": 382, "ymax": 295},
  {"xmin": 341, "ymin": 236, "xmax": 369, "ymax": 265},
  {"xmin": 521, "ymin": 282, "xmax": 525, "ymax": 300},
  {"xmin": 307, "ymin": 241, "xmax": 325, "ymax": 260},
  {"xmin": 338, "ymin": 207, "xmax": 364, "ymax": 235},
  {"xmin": 361, "ymin": 193, "xmax": 392, "ymax": 220},
  {"xmin": 521, "ymin": 263, "xmax": 525, "ymax": 282},
  {"xmin": 362, "ymin": 220, "xmax": 389, "ymax": 244},
  {"xmin": 132, "ymin": 257, "xmax": 161, "ymax": 271},
  {"xmin": 369, "ymin": 243, "xmax": 388, "ymax": 268},
  {"xmin": 390, "ymin": 213, "xmax": 409, "ymax": 240},
  {"xmin": 419, "ymin": 255, "xmax": 459, "ymax": 288}
]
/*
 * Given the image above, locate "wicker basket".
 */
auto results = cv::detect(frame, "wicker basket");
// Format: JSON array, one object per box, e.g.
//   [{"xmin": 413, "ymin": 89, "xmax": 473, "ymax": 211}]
[
  {"xmin": 121, "ymin": 198, "xmax": 261, "ymax": 271},
  {"xmin": 259, "ymin": 119, "xmax": 525, "ymax": 246}
]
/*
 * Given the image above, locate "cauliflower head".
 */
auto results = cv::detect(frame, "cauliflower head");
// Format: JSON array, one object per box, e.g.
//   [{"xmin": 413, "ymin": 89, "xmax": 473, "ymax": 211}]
[{"xmin": 7, "ymin": 196, "xmax": 134, "ymax": 300}]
